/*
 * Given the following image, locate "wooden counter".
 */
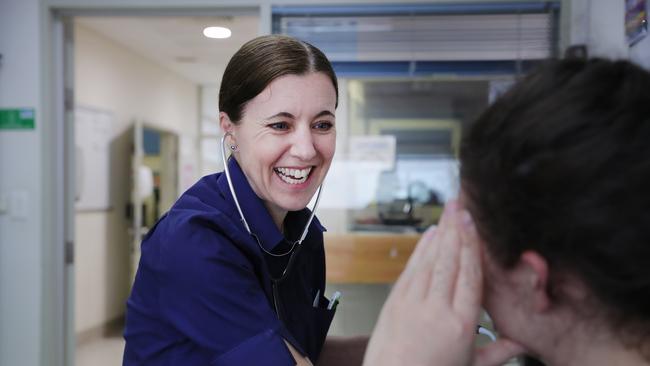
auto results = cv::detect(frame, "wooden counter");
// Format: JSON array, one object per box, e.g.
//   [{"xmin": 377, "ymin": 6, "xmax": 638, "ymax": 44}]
[{"xmin": 324, "ymin": 232, "xmax": 421, "ymax": 284}]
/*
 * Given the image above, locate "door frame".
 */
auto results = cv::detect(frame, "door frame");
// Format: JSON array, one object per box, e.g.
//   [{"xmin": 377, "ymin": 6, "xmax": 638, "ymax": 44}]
[{"xmin": 46, "ymin": 4, "xmax": 263, "ymax": 366}]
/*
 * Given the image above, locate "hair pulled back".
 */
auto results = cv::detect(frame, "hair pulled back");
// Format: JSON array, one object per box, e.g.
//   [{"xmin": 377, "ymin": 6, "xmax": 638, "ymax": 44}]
[
  {"xmin": 460, "ymin": 59, "xmax": 650, "ymax": 348},
  {"xmin": 219, "ymin": 35, "xmax": 338, "ymax": 123}
]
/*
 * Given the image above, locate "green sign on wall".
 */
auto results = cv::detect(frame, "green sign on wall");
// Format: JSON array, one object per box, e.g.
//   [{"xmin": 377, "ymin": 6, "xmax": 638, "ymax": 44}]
[{"xmin": 0, "ymin": 108, "xmax": 35, "ymax": 129}]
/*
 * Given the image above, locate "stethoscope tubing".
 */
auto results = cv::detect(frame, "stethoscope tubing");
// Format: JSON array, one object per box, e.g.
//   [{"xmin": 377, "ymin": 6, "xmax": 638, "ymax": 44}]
[
  {"xmin": 220, "ymin": 132, "xmax": 322, "ymax": 254},
  {"xmin": 220, "ymin": 132, "xmax": 324, "ymax": 319}
]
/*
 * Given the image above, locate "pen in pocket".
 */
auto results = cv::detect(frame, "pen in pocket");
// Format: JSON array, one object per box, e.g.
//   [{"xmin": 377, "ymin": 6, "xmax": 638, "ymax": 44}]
[
  {"xmin": 327, "ymin": 291, "xmax": 341, "ymax": 310},
  {"xmin": 313, "ymin": 289, "xmax": 320, "ymax": 307}
]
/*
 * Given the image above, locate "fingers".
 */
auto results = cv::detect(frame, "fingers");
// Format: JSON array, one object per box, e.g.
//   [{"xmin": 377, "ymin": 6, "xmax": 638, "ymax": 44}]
[
  {"xmin": 402, "ymin": 224, "xmax": 439, "ymax": 299},
  {"xmin": 426, "ymin": 202, "xmax": 462, "ymax": 301},
  {"xmin": 398, "ymin": 200, "xmax": 480, "ymax": 306},
  {"xmin": 453, "ymin": 210, "xmax": 483, "ymax": 318},
  {"xmin": 404, "ymin": 201, "xmax": 457, "ymax": 300},
  {"xmin": 393, "ymin": 224, "xmax": 437, "ymax": 296},
  {"xmin": 474, "ymin": 339, "xmax": 526, "ymax": 366},
  {"xmin": 405, "ymin": 224, "xmax": 438, "ymax": 272}
]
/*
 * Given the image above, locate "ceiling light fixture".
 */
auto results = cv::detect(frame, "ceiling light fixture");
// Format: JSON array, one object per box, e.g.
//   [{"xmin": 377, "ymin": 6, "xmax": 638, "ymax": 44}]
[{"xmin": 203, "ymin": 26, "xmax": 232, "ymax": 39}]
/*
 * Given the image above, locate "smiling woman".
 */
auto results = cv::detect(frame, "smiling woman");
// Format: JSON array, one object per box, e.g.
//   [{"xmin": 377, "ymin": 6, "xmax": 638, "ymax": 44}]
[
  {"xmin": 123, "ymin": 35, "xmax": 340, "ymax": 366},
  {"xmin": 221, "ymin": 72, "xmax": 337, "ymax": 226}
]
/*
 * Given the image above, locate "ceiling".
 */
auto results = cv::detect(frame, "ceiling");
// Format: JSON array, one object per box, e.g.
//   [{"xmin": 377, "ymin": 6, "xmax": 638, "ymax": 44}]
[{"xmin": 76, "ymin": 14, "xmax": 260, "ymax": 86}]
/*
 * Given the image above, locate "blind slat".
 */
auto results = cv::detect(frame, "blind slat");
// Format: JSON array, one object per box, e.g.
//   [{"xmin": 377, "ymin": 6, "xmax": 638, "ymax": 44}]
[{"xmin": 277, "ymin": 12, "xmax": 553, "ymax": 62}]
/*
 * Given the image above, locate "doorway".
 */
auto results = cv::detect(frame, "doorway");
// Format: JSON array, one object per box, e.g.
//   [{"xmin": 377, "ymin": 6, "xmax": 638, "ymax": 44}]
[{"xmin": 53, "ymin": 8, "xmax": 260, "ymax": 366}]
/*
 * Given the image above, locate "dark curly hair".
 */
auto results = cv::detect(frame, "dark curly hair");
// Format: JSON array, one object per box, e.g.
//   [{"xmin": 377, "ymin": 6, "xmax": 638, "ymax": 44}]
[
  {"xmin": 219, "ymin": 34, "xmax": 338, "ymax": 123},
  {"xmin": 460, "ymin": 59, "xmax": 650, "ymax": 354}
]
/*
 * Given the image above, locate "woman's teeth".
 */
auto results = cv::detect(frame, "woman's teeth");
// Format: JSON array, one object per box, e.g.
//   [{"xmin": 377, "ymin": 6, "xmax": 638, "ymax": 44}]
[{"xmin": 274, "ymin": 167, "xmax": 312, "ymax": 184}]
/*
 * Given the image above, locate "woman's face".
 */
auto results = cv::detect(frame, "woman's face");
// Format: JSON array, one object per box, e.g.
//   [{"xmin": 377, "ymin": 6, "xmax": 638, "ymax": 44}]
[{"xmin": 223, "ymin": 72, "xmax": 337, "ymax": 214}]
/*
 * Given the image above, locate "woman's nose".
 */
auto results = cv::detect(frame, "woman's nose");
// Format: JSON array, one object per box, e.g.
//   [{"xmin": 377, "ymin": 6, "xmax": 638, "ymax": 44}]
[{"xmin": 289, "ymin": 126, "xmax": 317, "ymax": 160}]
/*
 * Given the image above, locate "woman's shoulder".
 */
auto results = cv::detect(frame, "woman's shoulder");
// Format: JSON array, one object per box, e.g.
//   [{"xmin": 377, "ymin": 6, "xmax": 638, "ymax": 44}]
[
  {"xmin": 141, "ymin": 204, "xmax": 260, "ymax": 279},
  {"xmin": 174, "ymin": 173, "xmax": 228, "ymax": 211},
  {"xmin": 159, "ymin": 206, "xmax": 248, "ymax": 256},
  {"xmin": 145, "ymin": 174, "xmax": 263, "ymax": 263},
  {"xmin": 165, "ymin": 173, "xmax": 241, "ymax": 233}
]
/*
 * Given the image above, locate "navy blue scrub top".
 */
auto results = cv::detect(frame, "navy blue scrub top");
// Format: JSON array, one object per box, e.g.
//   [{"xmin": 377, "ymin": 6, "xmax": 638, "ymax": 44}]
[{"xmin": 123, "ymin": 158, "xmax": 336, "ymax": 365}]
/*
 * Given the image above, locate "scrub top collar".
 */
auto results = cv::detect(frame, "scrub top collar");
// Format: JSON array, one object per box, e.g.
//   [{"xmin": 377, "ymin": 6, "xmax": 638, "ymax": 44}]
[{"xmin": 216, "ymin": 157, "xmax": 317, "ymax": 253}]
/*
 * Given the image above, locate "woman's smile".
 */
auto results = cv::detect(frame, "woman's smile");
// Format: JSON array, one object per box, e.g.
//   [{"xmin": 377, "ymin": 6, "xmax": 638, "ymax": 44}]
[{"xmin": 273, "ymin": 166, "xmax": 314, "ymax": 185}]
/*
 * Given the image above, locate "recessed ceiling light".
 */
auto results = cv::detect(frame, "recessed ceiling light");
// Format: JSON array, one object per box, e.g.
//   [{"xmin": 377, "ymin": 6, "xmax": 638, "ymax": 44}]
[{"xmin": 203, "ymin": 26, "xmax": 231, "ymax": 39}]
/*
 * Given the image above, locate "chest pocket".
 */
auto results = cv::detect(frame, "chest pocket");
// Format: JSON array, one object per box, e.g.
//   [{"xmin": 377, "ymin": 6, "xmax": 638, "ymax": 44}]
[{"xmin": 283, "ymin": 293, "xmax": 336, "ymax": 362}]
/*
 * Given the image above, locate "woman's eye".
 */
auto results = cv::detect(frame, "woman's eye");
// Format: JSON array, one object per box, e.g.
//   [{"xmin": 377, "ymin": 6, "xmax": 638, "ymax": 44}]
[
  {"xmin": 268, "ymin": 122, "xmax": 289, "ymax": 130},
  {"xmin": 313, "ymin": 121, "xmax": 334, "ymax": 131}
]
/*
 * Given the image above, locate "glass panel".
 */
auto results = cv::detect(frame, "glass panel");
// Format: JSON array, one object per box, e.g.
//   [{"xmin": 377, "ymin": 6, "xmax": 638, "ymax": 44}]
[
  {"xmin": 201, "ymin": 137, "xmax": 222, "ymax": 177},
  {"xmin": 201, "ymin": 118, "xmax": 220, "ymax": 136},
  {"xmin": 342, "ymin": 78, "xmax": 494, "ymax": 233}
]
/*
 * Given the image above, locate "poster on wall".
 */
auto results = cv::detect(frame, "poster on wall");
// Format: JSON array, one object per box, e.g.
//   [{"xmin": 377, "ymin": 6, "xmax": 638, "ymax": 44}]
[
  {"xmin": 626, "ymin": 0, "xmax": 648, "ymax": 45},
  {"xmin": 348, "ymin": 135, "xmax": 396, "ymax": 170},
  {"xmin": 75, "ymin": 106, "xmax": 113, "ymax": 211}
]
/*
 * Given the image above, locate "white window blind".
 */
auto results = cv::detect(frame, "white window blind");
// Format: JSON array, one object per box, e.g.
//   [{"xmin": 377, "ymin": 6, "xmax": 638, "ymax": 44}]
[{"xmin": 275, "ymin": 6, "xmax": 558, "ymax": 62}]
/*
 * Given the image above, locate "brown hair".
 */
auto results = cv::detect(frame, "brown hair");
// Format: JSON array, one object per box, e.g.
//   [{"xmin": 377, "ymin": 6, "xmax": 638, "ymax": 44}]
[
  {"xmin": 460, "ymin": 58, "xmax": 650, "ymax": 356},
  {"xmin": 218, "ymin": 35, "xmax": 338, "ymax": 123}
]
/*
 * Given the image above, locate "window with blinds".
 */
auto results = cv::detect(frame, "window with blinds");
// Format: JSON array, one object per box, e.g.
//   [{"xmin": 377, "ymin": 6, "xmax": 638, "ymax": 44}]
[{"xmin": 273, "ymin": 2, "xmax": 560, "ymax": 76}]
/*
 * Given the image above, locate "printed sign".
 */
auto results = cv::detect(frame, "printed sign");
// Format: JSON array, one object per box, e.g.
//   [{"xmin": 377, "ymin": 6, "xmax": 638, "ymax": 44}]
[
  {"xmin": 349, "ymin": 135, "xmax": 396, "ymax": 169},
  {"xmin": 0, "ymin": 108, "xmax": 35, "ymax": 129}
]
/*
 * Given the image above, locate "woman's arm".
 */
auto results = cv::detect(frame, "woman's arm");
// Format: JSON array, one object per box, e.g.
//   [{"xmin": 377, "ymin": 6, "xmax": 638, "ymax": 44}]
[
  {"xmin": 151, "ymin": 221, "xmax": 298, "ymax": 365},
  {"xmin": 285, "ymin": 340, "xmax": 314, "ymax": 366}
]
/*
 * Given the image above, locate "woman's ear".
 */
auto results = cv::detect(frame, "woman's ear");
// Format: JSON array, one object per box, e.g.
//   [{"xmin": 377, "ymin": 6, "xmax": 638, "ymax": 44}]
[
  {"xmin": 219, "ymin": 111, "xmax": 234, "ymax": 135},
  {"xmin": 220, "ymin": 112, "xmax": 237, "ymax": 148},
  {"xmin": 517, "ymin": 250, "xmax": 551, "ymax": 312}
]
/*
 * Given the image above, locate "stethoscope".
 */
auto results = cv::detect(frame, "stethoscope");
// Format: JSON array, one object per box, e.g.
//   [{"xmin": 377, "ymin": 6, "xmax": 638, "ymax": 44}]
[
  {"xmin": 220, "ymin": 132, "xmax": 323, "ymax": 320},
  {"xmin": 219, "ymin": 132, "xmax": 498, "ymax": 339}
]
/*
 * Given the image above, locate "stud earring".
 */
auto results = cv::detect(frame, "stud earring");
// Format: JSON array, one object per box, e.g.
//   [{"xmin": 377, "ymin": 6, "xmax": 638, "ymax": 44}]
[{"xmin": 230, "ymin": 145, "xmax": 238, "ymax": 151}]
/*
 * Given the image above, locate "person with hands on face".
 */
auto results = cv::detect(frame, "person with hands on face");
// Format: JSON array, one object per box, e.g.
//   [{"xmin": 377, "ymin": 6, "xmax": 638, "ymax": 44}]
[
  {"xmin": 363, "ymin": 201, "xmax": 524, "ymax": 366},
  {"xmin": 365, "ymin": 58, "xmax": 650, "ymax": 366}
]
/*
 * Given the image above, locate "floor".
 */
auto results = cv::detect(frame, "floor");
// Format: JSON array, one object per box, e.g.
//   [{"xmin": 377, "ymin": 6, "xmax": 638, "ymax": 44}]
[
  {"xmin": 76, "ymin": 328, "xmax": 125, "ymax": 366},
  {"xmin": 73, "ymin": 319, "xmax": 522, "ymax": 366},
  {"xmin": 75, "ymin": 334, "xmax": 522, "ymax": 366}
]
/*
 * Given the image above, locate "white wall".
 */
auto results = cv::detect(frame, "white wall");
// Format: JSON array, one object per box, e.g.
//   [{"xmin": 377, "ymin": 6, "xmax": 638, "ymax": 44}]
[
  {"xmin": 566, "ymin": 0, "xmax": 650, "ymax": 64},
  {"xmin": 0, "ymin": 0, "xmax": 69, "ymax": 364},
  {"xmin": 74, "ymin": 23, "xmax": 199, "ymax": 335},
  {"xmin": 0, "ymin": 0, "xmax": 45, "ymax": 365},
  {"xmin": 583, "ymin": 0, "xmax": 628, "ymax": 59}
]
